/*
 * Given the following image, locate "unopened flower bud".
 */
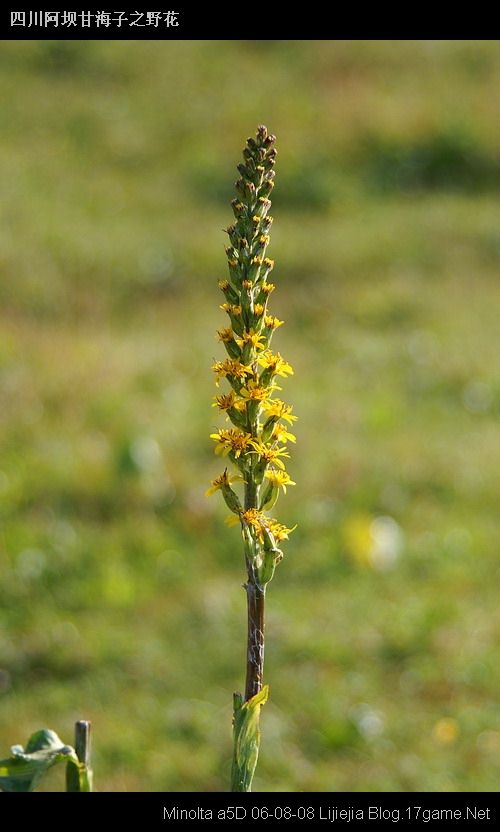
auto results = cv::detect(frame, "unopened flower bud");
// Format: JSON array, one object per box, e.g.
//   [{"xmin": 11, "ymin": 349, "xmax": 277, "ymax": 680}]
[
  {"xmin": 248, "ymin": 255, "xmax": 263, "ymax": 281},
  {"xmin": 229, "ymin": 231, "xmax": 240, "ymax": 248},
  {"xmin": 260, "ymin": 180, "xmax": 274, "ymax": 198},
  {"xmin": 256, "ymin": 124, "xmax": 268, "ymax": 144},
  {"xmin": 255, "ymin": 196, "xmax": 272, "ymax": 217},
  {"xmin": 218, "ymin": 280, "xmax": 239, "ymax": 304},
  {"xmin": 235, "ymin": 179, "xmax": 246, "ymax": 196},
  {"xmin": 245, "ymin": 181, "xmax": 256, "ymax": 199},
  {"xmin": 231, "ymin": 199, "xmax": 246, "ymax": 219}
]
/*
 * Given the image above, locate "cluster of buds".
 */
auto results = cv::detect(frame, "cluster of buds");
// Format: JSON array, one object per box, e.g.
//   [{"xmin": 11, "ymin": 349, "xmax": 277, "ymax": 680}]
[{"xmin": 207, "ymin": 125, "xmax": 296, "ymax": 589}]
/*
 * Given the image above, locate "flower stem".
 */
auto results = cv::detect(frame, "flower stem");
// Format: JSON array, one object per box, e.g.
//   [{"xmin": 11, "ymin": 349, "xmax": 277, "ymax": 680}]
[
  {"xmin": 244, "ymin": 477, "xmax": 265, "ymax": 702},
  {"xmin": 230, "ymin": 465, "xmax": 266, "ymax": 791},
  {"xmin": 244, "ymin": 580, "xmax": 265, "ymax": 701},
  {"xmin": 244, "ymin": 479, "xmax": 258, "ymax": 512}
]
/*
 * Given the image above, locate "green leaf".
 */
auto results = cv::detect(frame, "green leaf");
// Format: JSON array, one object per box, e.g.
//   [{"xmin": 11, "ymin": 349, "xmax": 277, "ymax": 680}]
[
  {"xmin": 66, "ymin": 758, "xmax": 93, "ymax": 793},
  {"xmin": 231, "ymin": 685, "xmax": 269, "ymax": 792},
  {"xmin": 0, "ymin": 729, "xmax": 77, "ymax": 792}
]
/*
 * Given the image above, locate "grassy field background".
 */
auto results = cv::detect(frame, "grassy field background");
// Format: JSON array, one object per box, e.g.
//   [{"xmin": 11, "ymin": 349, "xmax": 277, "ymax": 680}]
[{"xmin": 0, "ymin": 40, "xmax": 499, "ymax": 791}]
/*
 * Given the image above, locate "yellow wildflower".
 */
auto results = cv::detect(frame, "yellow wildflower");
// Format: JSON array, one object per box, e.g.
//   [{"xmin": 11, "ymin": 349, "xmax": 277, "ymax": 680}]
[
  {"xmin": 267, "ymin": 518, "xmax": 297, "ymax": 542},
  {"xmin": 212, "ymin": 359, "xmax": 253, "ymax": 384},
  {"xmin": 242, "ymin": 508, "xmax": 265, "ymax": 534},
  {"xmin": 233, "ymin": 398, "xmax": 247, "ymax": 412},
  {"xmin": 217, "ymin": 327, "xmax": 235, "ymax": 343},
  {"xmin": 228, "ymin": 509, "xmax": 296, "ymax": 544},
  {"xmin": 261, "ymin": 399, "xmax": 297, "ymax": 424},
  {"xmin": 257, "ymin": 351, "xmax": 294, "ymax": 377},
  {"xmin": 210, "ymin": 429, "xmax": 253, "ymax": 458},
  {"xmin": 264, "ymin": 469, "xmax": 296, "ymax": 494},
  {"xmin": 205, "ymin": 470, "xmax": 242, "ymax": 496},
  {"xmin": 264, "ymin": 315, "xmax": 284, "ymax": 330},
  {"xmin": 239, "ymin": 380, "xmax": 277, "ymax": 402},
  {"xmin": 236, "ymin": 329, "xmax": 267, "ymax": 350},
  {"xmin": 208, "ymin": 128, "xmax": 297, "ymax": 790},
  {"xmin": 213, "ymin": 391, "xmax": 236, "ymax": 411},
  {"xmin": 220, "ymin": 303, "xmax": 242, "ymax": 317},
  {"xmin": 226, "ymin": 509, "xmax": 269, "ymax": 543},
  {"xmin": 260, "ymin": 282, "xmax": 275, "ymax": 296},
  {"xmin": 249, "ymin": 440, "xmax": 290, "ymax": 469},
  {"xmin": 271, "ymin": 423, "xmax": 296, "ymax": 443}
]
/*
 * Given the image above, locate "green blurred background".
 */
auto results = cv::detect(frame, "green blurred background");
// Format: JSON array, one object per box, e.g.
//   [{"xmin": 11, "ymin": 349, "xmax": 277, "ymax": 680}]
[{"xmin": 0, "ymin": 40, "xmax": 499, "ymax": 792}]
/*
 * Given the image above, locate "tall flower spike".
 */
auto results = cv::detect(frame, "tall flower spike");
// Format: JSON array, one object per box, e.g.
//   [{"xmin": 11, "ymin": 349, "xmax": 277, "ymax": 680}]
[{"xmin": 207, "ymin": 126, "xmax": 296, "ymax": 793}]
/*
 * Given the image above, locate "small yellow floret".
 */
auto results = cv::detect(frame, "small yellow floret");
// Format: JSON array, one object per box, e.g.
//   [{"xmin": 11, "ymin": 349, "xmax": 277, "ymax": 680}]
[
  {"xmin": 239, "ymin": 380, "xmax": 276, "ymax": 402},
  {"xmin": 262, "ymin": 399, "xmax": 298, "ymax": 424},
  {"xmin": 212, "ymin": 359, "xmax": 253, "ymax": 383},
  {"xmin": 217, "ymin": 327, "xmax": 235, "ymax": 343},
  {"xmin": 272, "ymin": 423, "xmax": 296, "ymax": 443},
  {"xmin": 249, "ymin": 440, "xmax": 290, "ymax": 469},
  {"xmin": 258, "ymin": 351, "xmax": 293, "ymax": 377},
  {"xmin": 264, "ymin": 315, "xmax": 284, "ymax": 330},
  {"xmin": 264, "ymin": 469, "xmax": 296, "ymax": 494},
  {"xmin": 236, "ymin": 329, "xmax": 267, "ymax": 350},
  {"xmin": 210, "ymin": 429, "xmax": 253, "ymax": 458}
]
